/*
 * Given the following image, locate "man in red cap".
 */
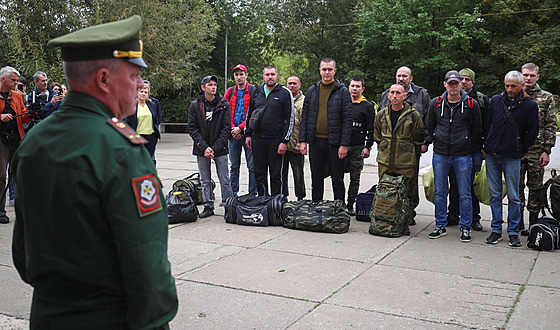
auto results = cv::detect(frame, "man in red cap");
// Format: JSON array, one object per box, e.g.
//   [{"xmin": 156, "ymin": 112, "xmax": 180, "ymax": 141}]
[{"xmin": 224, "ymin": 64, "xmax": 257, "ymax": 196}]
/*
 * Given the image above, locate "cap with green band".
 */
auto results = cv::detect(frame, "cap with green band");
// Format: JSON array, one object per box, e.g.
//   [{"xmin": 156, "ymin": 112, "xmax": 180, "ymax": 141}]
[{"xmin": 48, "ymin": 15, "xmax": 147, "ymax": 68}]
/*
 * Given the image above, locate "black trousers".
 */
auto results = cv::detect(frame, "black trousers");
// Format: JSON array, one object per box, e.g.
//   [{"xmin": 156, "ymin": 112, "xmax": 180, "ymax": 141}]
[
  {"xmin": 253, "ymin": 137, "xmax": 284, "ymax": 196},
  {"xmin": 281, "ymin": 151, "xmax": 306, "ymax": 199},
  {"xmin": 308, "ymin": 138, "xmax": 345, "ymax": 202}
]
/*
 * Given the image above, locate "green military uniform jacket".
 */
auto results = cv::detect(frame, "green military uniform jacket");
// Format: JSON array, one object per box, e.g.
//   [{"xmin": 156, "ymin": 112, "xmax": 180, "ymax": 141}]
[
  {"xmin": 523, "ymin": 84, "xmax": 557, "ymax": 162},
  {"xmin": 12, "ymin": 91, "xmax": 178, "ymax": 329},
  {"xmin": 374, "ymin": 102, "xmax": 425, "ymax": 169}
]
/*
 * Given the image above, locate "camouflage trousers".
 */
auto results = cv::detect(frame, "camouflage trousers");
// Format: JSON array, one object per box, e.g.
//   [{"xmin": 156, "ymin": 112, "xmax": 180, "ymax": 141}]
[
  {"xmin": 520, "ymin": 157, "xmax": 544, "ymax": 214},
  {"xmin": 344, "ymin": 146, "xmax": 365, "ymax": 205}
]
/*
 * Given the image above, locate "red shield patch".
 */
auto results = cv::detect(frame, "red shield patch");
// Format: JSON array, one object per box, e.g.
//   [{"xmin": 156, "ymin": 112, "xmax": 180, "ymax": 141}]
[{"xmin": 132, "ymin": 174, "xmax": 163, "ymax": 217}]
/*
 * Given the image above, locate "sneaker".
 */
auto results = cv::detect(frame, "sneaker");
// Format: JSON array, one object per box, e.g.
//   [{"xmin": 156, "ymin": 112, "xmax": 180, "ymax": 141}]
[
  {"xmin": 428, "ymin": 227, "xmax": 447, "ymax": 239},
  {"xmin": 409, "ymin": 218, "xmax": 416, "ymax": 226},
  {"xmin": 0, "ymin": 215, "xmax": 9, "ymax": 224},
  {"xmin": 460, "ymin": 229, "xmax": 472, "ymax": 242},
  {"xmin": 199, "ymin": 207, "xmax": 214, "ymax": 219},
  {"xmin": 347, "ymin": 206, "xmax": 356, "ymax": 216},
  {"xmin": 486, "ymin": 232, "xmax": 502, "ymax": 244},
  {"xmin": 509, "ymin": 235, "xmax": 522, "ymax": 247}
]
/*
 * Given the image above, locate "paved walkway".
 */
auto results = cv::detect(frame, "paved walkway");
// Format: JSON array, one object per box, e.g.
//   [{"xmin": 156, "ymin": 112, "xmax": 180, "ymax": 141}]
[{"xmin": 1, "ymin": 133, "xmax": 559, "ymax": 329}]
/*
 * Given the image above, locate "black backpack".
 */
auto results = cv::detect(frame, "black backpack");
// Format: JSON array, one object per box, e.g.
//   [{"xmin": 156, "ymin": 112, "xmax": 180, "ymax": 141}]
[
  {"xmin": 542, "ymin": 169, "xmax": 560, "ymax": 220},
  {"xmin": 527, "ymin": 217, "xmax": 560, "ymax": 251}
]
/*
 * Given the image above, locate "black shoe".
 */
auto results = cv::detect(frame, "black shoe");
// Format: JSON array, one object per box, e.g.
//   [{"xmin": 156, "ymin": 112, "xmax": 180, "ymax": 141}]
[
  {"xmin": 0, "ymin": 215, "xmax": 8, "ymax": 224},
  {"xmin": 347, "ymin": 202, "xmax": 355, "ymax": 216},
  {"xmin": 199, "ymin": 207, "xmax": 214, "ymax": 218},
  {"xmin": 486, "ymin": 232, "xmax": 502, "ymax": 244},
  {"xmin": 403, "ymin": 227, "xmax": 411, "ymax": 236},
  {"xmin": 520, "ymin": 229, "xmax": 530, "ymax": 236},
  {"xmin": 428, "ymin": 227, "xmax": 447, "ymax": 239},
  {"xmin": 472, "ymin": 220, "xmax": 483, "ymax": 231},
  {"xmin": 460, "ymin": 228, "xmax": 472, "ymax": 242},
  {"xmin": 509, "ymin": 235, "xmax": 522, "ymax": 247},
  {"xmin": 409, "ymin": 218, "xmax": 416, "ymax": 226},
  {"xmin": 447, "ymin": 214, "xmax": 459, "ymax": 226}
]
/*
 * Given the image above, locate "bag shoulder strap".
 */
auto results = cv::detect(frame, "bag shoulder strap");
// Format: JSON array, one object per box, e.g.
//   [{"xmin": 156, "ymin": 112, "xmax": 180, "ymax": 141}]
[{"xmin": 500, "ymin": 98, "xmax": 522, "ymax": 136}]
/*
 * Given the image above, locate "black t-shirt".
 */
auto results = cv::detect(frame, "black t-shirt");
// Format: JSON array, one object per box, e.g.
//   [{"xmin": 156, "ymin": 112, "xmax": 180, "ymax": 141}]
[
  {"xmin": 0, "ymin": 92, "xmax": 18, "ymax": 134},
  {"xmin": 390, "ymin": 108, "xmax": 404, "ymax": 132}
]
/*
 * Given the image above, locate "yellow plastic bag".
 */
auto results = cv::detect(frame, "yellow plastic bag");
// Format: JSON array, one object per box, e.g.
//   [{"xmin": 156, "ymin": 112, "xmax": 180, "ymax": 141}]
[
  {"xmin": 422, "ymin": 167, "xmax": 435, "ymax": 204},
  {"xmin": 473, "ymin": 162, "xmax": 507, "ymax": 205}
]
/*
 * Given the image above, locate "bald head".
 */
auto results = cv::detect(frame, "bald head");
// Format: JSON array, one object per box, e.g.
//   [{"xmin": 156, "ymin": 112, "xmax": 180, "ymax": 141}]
[{"xmin": 396, "ymin": 66, "xmax": 413, "ymax": 91}]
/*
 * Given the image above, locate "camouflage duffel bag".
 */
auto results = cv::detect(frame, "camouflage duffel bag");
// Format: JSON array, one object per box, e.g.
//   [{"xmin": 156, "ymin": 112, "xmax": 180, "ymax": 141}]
[
  {"xmin": 282, "ymin": 200, "xmax": 350, "ymax": 234},
  {"xmin": 369, "ymin": 173, "xmax": 409, "ymax": 238},
  {"xmin": 173, "ymin": 172, "xmax": 215, "ymax": 205}
]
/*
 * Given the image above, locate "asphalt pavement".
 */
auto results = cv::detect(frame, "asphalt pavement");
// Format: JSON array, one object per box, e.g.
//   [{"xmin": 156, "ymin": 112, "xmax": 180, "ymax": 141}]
[{"xmin": 0, "ymin": 133, "xmax": 559, "ymax": 329}]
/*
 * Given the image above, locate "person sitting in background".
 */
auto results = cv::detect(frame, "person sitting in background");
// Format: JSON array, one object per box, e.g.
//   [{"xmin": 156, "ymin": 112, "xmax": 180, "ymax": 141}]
[{"xmin": 124, "ymin": 81, "xmax": 162, "ymax": 163}]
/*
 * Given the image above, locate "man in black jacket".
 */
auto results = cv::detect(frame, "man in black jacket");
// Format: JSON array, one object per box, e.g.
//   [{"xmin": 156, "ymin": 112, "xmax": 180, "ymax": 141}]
[
  {"xmin": 299, "ymin": 57, "xmax": 352, "ymax": 202},
  {"xmin": 484, "ymin": 70, "xmax": 539, "ymax": 247},
  {"xmin": 246, "ymin": 65, "xmax": 294, "ymax": 196},
  {"xmin": 426, "ymin": 70, "xmax": 482, "ymax": 243},
  {"xmin": 345, "ymin": 76, "xmax": 374, "ymax": 215},
  {"xmin": 446, "ymin": 68, "xmax": 491, "ymax": 231},
  {"xmin": 188, "ymin": 75, "xmax": 233, "ymax": 218}
]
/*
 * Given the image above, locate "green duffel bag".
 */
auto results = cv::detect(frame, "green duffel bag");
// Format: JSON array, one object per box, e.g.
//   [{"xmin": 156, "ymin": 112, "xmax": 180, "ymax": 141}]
[
  {"xmin": 282, "ymin": 200, "xmax": 350, "ymax": 234},
  {"xmin": 369, "ymin": 173, "xmax": 409, "ymax": 238},
  {"xmin": 173, "ymin": 172, "xmax": 215, "ymax": 205}
]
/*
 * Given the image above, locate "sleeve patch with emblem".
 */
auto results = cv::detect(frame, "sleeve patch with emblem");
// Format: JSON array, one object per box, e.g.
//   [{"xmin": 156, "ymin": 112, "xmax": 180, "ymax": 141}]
[{"xmin": 132, "ymin": 174, "xmax": 163, "ymax": 217}]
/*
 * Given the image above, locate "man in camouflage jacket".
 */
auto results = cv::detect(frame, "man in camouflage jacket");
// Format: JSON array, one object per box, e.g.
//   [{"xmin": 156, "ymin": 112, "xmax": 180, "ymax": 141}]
[{"xmin": 519, "ymin": 63, "xmax": 557, "ymax": 235}]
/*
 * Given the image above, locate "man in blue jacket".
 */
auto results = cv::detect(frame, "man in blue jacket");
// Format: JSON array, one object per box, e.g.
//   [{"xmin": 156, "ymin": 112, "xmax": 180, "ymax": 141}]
[
  {"xmin": 27, "ymin": 71, "xmax": 62, "ymax": 119},
  {"xmin": 426, "ymin": 70, "xmax": 482, "ymax": 243},
  {"xmin": 484, "ymin": 70, "xmax": 539, "ymax": 247}
]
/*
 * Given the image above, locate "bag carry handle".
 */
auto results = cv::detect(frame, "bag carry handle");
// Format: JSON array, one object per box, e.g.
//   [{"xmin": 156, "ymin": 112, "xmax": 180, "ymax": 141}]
[
  {"xmin": 542, "ymin": 169, "xmax": 557, "ymax": 217},
  {"xmin": 185, "ymin": 172, "xmax": 200, "ymax": 181}
]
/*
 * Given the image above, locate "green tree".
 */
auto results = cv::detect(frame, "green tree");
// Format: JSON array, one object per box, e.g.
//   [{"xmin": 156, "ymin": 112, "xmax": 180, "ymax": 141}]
[
  {"xmin": 479, "ymin": 0, "xmax": 560, "ymax": 94},
  {"xmin": 354, "ymin": 0, "xmax": 488, "ymax": 101}
]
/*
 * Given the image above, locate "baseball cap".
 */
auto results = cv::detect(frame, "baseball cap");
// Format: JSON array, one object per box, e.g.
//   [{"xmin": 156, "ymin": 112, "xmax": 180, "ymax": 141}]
[
  {"xmin": 201, "ymin": 75, "xmax": 218, "ymax": 86},
  {"xmin": 232, "ymin": 64, "xmax": 247, "ymax": 73},
  {"xmin": 444, "ymin": 70, "xmax": 461, "ymax": 83}
]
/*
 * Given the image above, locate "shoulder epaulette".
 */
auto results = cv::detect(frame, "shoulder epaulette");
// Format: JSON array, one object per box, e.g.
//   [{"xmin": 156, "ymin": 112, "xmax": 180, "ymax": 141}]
[{"xmin": 107, "ymin": 117, "xmax": 147, "ymax": 145}]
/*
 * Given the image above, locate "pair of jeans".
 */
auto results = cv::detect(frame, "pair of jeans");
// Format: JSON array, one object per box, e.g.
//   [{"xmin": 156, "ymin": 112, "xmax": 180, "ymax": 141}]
[
  {"xmin": 486, "ymin": 154, "xmax": 521, "ymax": 235},
  {"xmin": 197, "ymin": 155, "xmax": 233, "ymax": 208},
  {"xmin": 0, "ymin": 142, "xmax": 17, "ymax": 216},
  {"xmin": 281, "ymin": 151, "xmax": 306, "ymax": 199},
  {"xmin": 448, "ymin": 151, "xmax": 483, "ymax": 221},
  {"xmin": 228, "ymin": 137, "xmax": 256, "ymax": 196},
  {"xmin": 433, "ymin": 153, "xmax": 473, "ymax": 230}
]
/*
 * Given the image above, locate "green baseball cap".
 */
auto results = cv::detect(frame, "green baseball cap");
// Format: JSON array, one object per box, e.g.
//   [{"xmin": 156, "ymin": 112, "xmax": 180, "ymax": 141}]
[{"xmin": 48, "ymin": 15, "xmax": 147, "ymax": 68}]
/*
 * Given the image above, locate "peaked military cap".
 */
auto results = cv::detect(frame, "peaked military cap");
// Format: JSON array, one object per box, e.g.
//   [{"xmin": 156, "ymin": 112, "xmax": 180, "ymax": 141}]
[{"xmin": 48, "ymin": 15, "xmax": 147, "ymax": 68}]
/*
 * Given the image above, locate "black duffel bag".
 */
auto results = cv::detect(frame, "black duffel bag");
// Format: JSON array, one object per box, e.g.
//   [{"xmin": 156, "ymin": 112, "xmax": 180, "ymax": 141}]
[
  {"xmin": 224, "ymin": 185, "xmax": 287, "ymax": 226},
  {"xmin": 166, "ymin": 186, "xmax": 199, "ymax": 224},
  {"xmin": 282, "ymin": 200, "xmax": 350, "ymax": 234}
]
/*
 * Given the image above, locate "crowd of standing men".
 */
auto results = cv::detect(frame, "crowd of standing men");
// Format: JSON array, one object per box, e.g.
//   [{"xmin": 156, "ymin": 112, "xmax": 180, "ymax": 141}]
[
  {"xmin": 1, "ymin": 14, "xmax": 557, "ymax": 328},
  {"xmin": 188, "ymin": 58, "xmax": 557, "ymax": 248}
]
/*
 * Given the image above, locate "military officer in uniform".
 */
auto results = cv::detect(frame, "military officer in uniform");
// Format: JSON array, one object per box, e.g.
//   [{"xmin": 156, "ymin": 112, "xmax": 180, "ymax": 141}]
[{"xmin": 11, "ymin": 16, "xmax": 178, "ymax": 329}]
